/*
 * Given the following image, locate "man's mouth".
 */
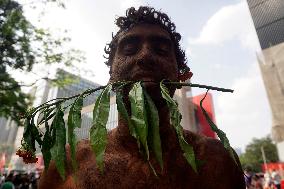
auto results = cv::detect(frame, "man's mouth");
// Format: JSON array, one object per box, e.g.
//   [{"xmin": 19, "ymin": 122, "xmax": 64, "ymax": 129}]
[{"xmin": 132, "ymin": 71, "xmax": 159, "ymax": 82}]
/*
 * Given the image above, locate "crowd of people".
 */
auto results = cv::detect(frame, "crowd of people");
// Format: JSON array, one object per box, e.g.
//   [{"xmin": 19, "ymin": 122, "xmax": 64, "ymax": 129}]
[
  {"xmin": 0, "ymin": 170, "xmax": 40, "ymax": 189},
  {"xmin": 245, "ymin": 169, "xmax": 282, "ymax": 189}
]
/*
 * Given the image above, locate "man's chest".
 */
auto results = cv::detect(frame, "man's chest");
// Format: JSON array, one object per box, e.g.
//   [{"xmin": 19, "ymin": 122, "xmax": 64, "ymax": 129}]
[{"xmin": 74, "ymin": 151, "xmax": 204, "ymax": 189}]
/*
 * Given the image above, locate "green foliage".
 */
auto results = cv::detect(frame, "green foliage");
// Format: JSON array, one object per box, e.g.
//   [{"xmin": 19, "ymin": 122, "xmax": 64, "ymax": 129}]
[
  {"xmin": 116, "ymin": 83, "xmax": 137, "ymax": 139},
  {"xmin": 0, "ymin": 70, "xmax": 31, "ymax": 125},
  {"xmin": 240, "ymin": 136, "xmax": 278, "ymax": 172},
  {"xmin": 90, "ymin": 84, "xmax": 112, "ymax": 172},
  {"xmin": 23, "ymin": 118, "xmax": 42, "ymax": 151},
  {"xmin": 67, "ymin": 96, "xmax": 83, "ymax": 172},
  {"xmin": 200, "ymin": 90, "xmax": 237, "ymax": 164},
  {"xmin": 52, "ymin": 69, "xmax": 80, "ymax": 88},
  {"xmin": 160, "ymin": 82, "xmax": 197, "ymax": 172},
  {"xmin": 0, "ymin": 0, "xmax": 85, "ymax": 124},
  {"xmin": 129, "ymin": 82, "xmax": 149, "ymax": 159},
  {"xmin": 0, "ymin": 0, "xmax": 34, "ymax": 70},
  {"xmin": 18, "ymin": 81, "xmax": 235, "ymax": 179},
  {"xmin": 50, "ymin": 107, "xmax": 66, "ymax": 180},
  {"xmin": 144, "ymin": 89, "xmax": 163, "ymax": 170},
  {"xmin": 41, "ymin": 111, "xmax": 53, "ymax": 171}
]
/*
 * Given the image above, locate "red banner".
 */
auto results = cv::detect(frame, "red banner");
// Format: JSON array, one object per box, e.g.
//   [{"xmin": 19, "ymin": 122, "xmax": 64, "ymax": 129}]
[
  {"xmin": 191, "ymin": 93, "xmax": 217, "ymax": 139},
  {"xmin": 262, "ymin": 163, "xmax": 284, "ymax": 172}
]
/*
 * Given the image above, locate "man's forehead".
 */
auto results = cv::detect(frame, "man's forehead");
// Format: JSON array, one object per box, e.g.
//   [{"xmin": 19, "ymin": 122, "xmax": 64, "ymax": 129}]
[{"xmin": 117, "ymin": 24, "xmax": 172, "ymax": 43}]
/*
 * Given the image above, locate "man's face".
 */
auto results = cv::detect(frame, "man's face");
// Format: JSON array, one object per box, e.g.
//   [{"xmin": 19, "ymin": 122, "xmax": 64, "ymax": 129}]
[
  {"xmin": 110, "ymin": 23, "xmax": 178, "ymax": 103},
  {"xmin": 110, "ymin": 23, "xmax": 178, "ymax": 83}
]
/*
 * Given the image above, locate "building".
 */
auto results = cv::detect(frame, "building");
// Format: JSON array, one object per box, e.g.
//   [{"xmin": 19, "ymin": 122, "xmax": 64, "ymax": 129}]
[
  {"xmin": 0, "ymin": 117, "xmax": 18, "ymax": 164},
  {"xmin": 247, "ymin": 0, "xmax": 284, "ymax": 160},
  {"xmin": 0, "ymin": 118, "xmax": 18, "ymax": 148}
]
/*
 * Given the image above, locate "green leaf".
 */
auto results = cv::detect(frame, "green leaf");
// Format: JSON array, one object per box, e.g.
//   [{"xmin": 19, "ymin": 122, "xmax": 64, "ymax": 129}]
[
  {"xmin": 50, "ymin": 107, "xmax": 66, "ymax": 180},
  {"xmin": 129, "ymin": 82, "xmax": 149, "ymax": 160},
  {"xmin": 116, "ymin": 90, "xmax": 137, "ymax": 139},
  {"xmin": 37, "ymin": 107, "xmax": 56, "ymax": 126},
  {"xmin": 42, "ymin": 132, "xmax": 53, "ymax": 171},
  {"xmin": 23, "ymin": 119, "xmax": 35, "ymax": 151},
  {"xmin": 90, "ymin": 84, "xmax": 112, "ymax": 172},
  {"xmin": 42, "ymin": 110, "xmax": 53, "ymax": 171},
  {"xmin": 200, "ymin": 90, "xmax": 237, "ymax": 164},
  {"xmin": 143, "ymin": 89, "xmax": 163, "ymax": 169},
  {"xmin": 160, "ymin": 82, "xmax": 197, "ymax": 172},
  {"xmin": 31, "ymin": 118, "xmax": 43, "ymax": 146},
  {"xmin": 67, "ymin": 96, "xmax": 83, "ymax": 172}
]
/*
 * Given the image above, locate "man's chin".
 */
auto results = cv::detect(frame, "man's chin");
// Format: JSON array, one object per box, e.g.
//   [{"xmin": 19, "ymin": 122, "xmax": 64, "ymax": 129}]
[{"xmin": 141, "ymin": 83, "xmax": 166, "ymax": 107}]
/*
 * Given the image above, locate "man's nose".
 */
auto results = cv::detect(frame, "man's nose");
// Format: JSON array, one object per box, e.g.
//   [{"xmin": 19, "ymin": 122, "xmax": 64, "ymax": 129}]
[{"xmin": 136, "ymin": 43, "xmax": 155, "ymax": 65}]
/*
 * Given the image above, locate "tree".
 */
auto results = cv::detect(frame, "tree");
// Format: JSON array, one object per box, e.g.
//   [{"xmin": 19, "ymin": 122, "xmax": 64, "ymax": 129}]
[
  {"xmin": 239, "ymin": 135, "xmax": 278, "ymax": 172},
  {"xmin": 0, "ymin": 0, "xmax": 85, "ymax": 124}
]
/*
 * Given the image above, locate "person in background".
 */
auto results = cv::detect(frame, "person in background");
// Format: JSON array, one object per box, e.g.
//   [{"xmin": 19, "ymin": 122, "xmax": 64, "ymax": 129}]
[
  {"xmin": 271, "ymin": 169, "xmax": 281, "ymax": 189},
  {"xmin": 0, "ymin": 174, "xmax": 5, "ymax": 186},
  {"xmin": 244, "ymin": 167, "xmax": 253, "ymax": 188},
  {"xmin": 251, "ymin": 174, "xmax": 263, "ymax": 189},
  {"xmin": 0, "ymin": 181, "xmax": 15, "ymax": 189}
]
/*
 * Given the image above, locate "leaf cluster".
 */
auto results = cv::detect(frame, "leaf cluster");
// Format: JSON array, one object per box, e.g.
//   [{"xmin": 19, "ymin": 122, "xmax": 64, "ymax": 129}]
[{"xmin": 17, "ymin": 81, "xmax": 237, "ymax": 180}]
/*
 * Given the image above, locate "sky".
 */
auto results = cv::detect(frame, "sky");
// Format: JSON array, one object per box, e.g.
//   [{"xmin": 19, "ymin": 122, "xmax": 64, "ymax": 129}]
[{"xmin": 17, "ymin": 0, "xmax": 272, "ymax": 151}]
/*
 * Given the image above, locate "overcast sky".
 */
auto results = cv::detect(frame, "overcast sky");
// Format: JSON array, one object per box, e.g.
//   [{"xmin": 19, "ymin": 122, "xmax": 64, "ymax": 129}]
[{"xmin": 18, "ymin": 0, "xmax": 272, "ymax": 151}]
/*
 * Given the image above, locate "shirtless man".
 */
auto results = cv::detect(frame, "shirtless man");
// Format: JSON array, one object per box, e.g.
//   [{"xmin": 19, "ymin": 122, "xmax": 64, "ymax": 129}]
[{"xmin": 39, "ymin": 6, "xmax": 245, "ymax": 189}]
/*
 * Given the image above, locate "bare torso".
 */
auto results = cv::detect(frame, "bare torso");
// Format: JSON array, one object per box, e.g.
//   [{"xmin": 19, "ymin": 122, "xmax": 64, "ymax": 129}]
[{"xmin": 38, "ymin": 125, "xmax": 245, "ymax": 189}]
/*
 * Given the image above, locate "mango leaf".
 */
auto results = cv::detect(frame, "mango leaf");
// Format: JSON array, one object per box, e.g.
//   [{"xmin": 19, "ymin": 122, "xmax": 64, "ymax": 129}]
[
  {"xmin": 37, "ymin": 107, "xmax": 56, "ymax": 126},
  {"xmin": 116, "ymin": 90, "xmax": 137, "ymax": 139},
  {"xmin": 90, "ymin": 84, "xmax": 112, "ymax": 172},
  {"xmin": 42, "ymin": 111, "xmax": 53, "ymax": 171},
  {"xmin": 160, "ymin": 82, "xmax": 197, "ymax": 172},
  {"xmin": 31, "ymin": 118, "xmax": 43, "ymax": 146},
  {"xmin": 23, "ymin": 119, "xmax": 36, "ymax": 151},
  {"xmin": 67, "ymin": 96, "xmax": 83, "ymax": 172},
  {"xmin": 143, "ymin": 89, "xmax": 163, "ymax": 169},
  {"xmin": 129, "ymin": 82, "xmax": 149, "ymax": 160},
  {"xmin": 200, "ymin": 90, "xmax": 237, "ymax": 164},
  {"xmin": 50, "ymin": 106, "xmax": 66, "ymax": 180}
]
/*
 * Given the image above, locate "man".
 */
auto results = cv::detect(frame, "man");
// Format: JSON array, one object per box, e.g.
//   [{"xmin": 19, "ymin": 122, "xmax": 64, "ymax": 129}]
[{"xmin": 39, "ymin": 6, "xmax": 245, "ymax": 188}]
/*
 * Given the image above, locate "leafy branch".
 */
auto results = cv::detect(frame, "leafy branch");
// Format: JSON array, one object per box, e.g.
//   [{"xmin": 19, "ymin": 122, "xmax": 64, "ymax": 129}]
[{"xmin": 17, "ymin": 81, "xmax": 236, "ymax": 180}]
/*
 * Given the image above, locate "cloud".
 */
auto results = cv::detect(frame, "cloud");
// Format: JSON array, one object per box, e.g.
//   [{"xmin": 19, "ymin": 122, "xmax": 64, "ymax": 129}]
[
  {"xmin": 215, "ymin": 63, "xmax": 271, "ymax": 150},
  {"xmin": 189, "ymin": 1, "xmax": 260, "ymax": 51}
]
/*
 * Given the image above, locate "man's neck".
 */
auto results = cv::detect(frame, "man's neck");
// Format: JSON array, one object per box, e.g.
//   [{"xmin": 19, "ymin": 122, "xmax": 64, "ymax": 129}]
[{"xmin": 115, "ymin": 105, "xmax": 179, "ymax": 152}]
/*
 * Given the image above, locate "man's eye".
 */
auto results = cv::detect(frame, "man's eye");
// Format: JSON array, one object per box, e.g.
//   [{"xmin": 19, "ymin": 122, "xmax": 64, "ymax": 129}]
[
  {"xmin": 122, "ymin": 43, "xmax": 138, "ymax": 55},
  {"xmin": 155, "ymin": 43, "xmax": 170, "ymax": 55}
]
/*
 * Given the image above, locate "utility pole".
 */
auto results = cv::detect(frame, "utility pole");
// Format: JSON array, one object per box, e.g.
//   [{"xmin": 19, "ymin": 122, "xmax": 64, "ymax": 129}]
[{"xmin": 261, "ymin": 146, "xmax": 268, "ymax": 172}]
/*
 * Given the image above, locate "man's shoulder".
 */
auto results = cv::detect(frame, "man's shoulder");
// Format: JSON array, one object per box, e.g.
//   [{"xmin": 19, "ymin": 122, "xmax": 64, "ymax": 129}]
[
  {"xmin": 183, "ymin": 130, "xmax": 245, "ymax": 188},
  {"xmin": 183, "ymin": 130, "xmax": 238, "ymax": 166},
  {"xmin": 183, "ymin": 130, "xmax": 227, "ymax": 156}
]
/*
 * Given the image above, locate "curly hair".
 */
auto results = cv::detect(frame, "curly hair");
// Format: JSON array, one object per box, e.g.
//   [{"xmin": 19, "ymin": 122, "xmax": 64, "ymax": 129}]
[{"xmin": 104, "ymin": 6, "xmax": 188, "ymax": 75}]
